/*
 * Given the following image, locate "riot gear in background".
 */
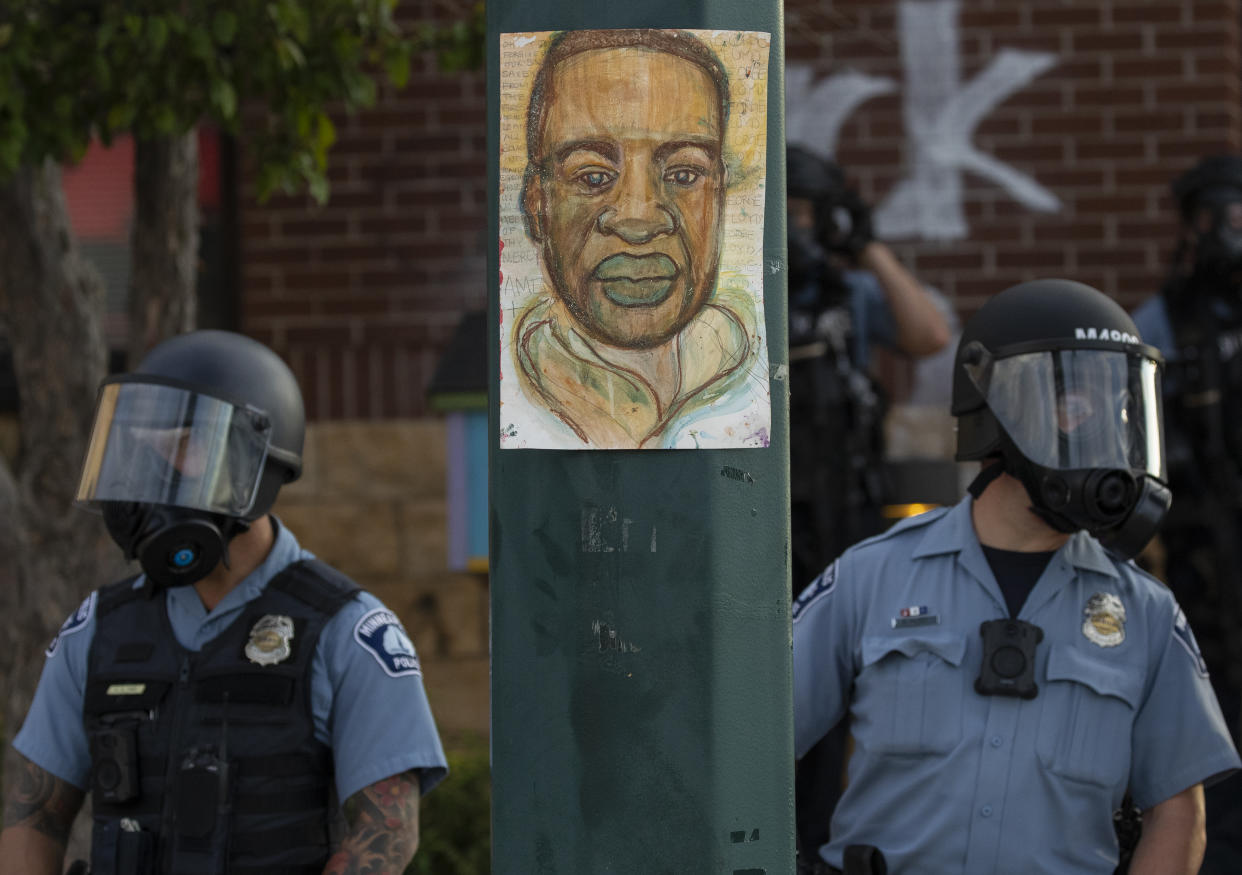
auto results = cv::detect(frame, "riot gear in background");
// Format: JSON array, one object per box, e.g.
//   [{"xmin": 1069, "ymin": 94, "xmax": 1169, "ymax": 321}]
[
  {"xmin": 788, "ymin": 146, "xmax": 891, "ymax": 863},
  {"xmin": 788, "ymin": 147, "xmax": 951, "ymax": 859},
  {"xmin": 1161, "ymin": 155, "xmax": 1242, "ymax": 506},
  {"xmin": 1133, "ymin": 154, "xmax": 1242, "ymax": 873},
  {"xmin": 951, "ymin": 278, "xmax": 1171, "ymax": 560},
  {"xmin": 786, "ymin": 145, "xmax": 889, "ymax": 589},
  {"xmin": 75, "ymin": 330, "xmax": 305, "ymax": 590},
  {"xmin": 1170, "ymin": 155, "xmax": 1242, "ymax": 302}
]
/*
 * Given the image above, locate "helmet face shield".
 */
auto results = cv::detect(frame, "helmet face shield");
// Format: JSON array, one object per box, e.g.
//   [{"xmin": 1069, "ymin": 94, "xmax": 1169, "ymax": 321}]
[
  {"xmin": 76, "ymin": 381, "xmax": 273, "ymax": 517},
  {"xmin": 965, "ymin": 346, "xmax": 1165, "ymax": 480}
]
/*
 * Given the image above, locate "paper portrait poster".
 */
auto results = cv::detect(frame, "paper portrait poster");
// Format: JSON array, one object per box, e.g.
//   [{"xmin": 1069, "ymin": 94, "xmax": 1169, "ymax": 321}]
[{"xmin": 499, "ymin": 28, "xmax": 772, "ymax": 450}]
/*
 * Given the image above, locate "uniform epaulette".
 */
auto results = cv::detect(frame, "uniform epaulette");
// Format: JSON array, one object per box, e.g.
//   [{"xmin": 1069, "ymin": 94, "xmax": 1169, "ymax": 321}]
[
  {"xmin": 96, "ymin": 574, "xmax": 145, "ymax": 616},
  {"xmin": 854, "ymin": 505, "xmax": 951, "ymax": 549},
  {"xmin": 269, "ymin": 559, "xmax": 360, "ymax": 615},
  {"xmin": 1110, "ymin": 553, "xmax": 1168, "ymax": 592}
]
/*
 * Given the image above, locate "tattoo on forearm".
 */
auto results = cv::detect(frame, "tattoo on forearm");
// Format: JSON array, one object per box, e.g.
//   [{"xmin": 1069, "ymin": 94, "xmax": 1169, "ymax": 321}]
[
  {"xmin": 323, "ymin": 770, "xmax": 421, "ymax": 875},
  {"xmin": 2, "ymin": 756, "xmax": 84, "ymax": 846}
]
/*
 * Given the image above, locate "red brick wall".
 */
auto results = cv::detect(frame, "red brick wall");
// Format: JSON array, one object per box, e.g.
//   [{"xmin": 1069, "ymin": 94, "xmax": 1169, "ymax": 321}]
[
  {"xmin": 239, "ymin": 0, "xmax": 1242, "ymax": 419},
  {"xmin": 239, "ymin": 0, "xmax": 487, "ymax": 420},
  {"xmin": 787, "ymin": 0, "xmax": 1242, "ymax": 320}
]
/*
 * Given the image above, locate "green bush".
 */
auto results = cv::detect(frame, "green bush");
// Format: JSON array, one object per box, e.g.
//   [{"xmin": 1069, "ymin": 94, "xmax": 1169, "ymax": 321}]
[{"xmin": 406, "ymin": 738, "xmax": 491, "ymax": 874}]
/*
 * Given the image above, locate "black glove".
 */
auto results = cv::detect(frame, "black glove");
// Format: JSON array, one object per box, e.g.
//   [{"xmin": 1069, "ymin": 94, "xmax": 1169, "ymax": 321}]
[
  {"xmin": 824, "ymin": 188, "xmax": 874, "ymax": 264},
  {"xmin": 796, "ymin": 854, "xmax": 835, "ymax": 875}
]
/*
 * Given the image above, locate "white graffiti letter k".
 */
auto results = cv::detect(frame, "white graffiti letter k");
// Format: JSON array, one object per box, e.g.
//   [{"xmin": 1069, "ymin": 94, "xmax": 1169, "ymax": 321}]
[{"xmin": 875, "ymin": 0, "xmax": 1061, "ymax": 240}]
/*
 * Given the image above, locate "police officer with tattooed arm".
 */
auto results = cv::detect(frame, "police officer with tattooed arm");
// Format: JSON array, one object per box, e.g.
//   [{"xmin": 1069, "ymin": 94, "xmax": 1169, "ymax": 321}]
[
  {"xmin": 0, "ymin": 331, "xmax": 447, "ymax": 875},
  {"xmin": 794, "ymin": 280, "xmax": 1240, "ymax": 874}
]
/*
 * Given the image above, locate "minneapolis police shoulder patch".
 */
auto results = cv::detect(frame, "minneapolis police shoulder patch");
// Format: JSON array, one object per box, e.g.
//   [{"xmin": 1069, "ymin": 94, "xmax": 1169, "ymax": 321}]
[
  {"xmin": 793, "ymin": 561, "xmax": 838, "ymax": 623},
  {"xmin": 46, "ymin": 591, "xmax": 98, "ymax": 658},
  {"xmin": 353, "ymin": 608, "xmax": 422, "ymax": 678}
]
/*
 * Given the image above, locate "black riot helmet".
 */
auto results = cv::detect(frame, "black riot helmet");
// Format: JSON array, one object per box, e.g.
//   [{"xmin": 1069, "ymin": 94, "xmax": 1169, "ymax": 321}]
[
  {"xmin": 786, "ymin": 145, "xmax": 872, "ymax": 260},
  {"xmin": 1171, "ymin": 154, "xmax": 1242, "ymax": 289},
  {"xmin": 787, "ymin": 144, "xmax": 848, "ymax": 204},
  {"xmin": 786, "ymin": 146, "xmax": 871, "ymax": 325},
  {"xmin": 952, "ymin": 279, "xmax": 1171, "ymax": 558},
  {"xmin": 76, "ymin": 330, "xmax": 305, "ymax": 590}
]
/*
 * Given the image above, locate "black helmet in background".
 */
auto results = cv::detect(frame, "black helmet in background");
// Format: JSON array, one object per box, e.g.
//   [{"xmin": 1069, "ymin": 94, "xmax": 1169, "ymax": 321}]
[
  {"xmin": 952, "ymin": 279, "xmax": 1171, "ymax": 558},
  {"xmin": 787, "ymin": 144, "xmax": 848, "ymax": 206},
  {"xmin": 786, "ymin": 145, "xmax": 872, "ymax": 262},
  {"xmin": 786, "ymin": 145, "xmax": 873, "ymax": 334},
  {"xmin": 1171, "ymin": 154, "xmax": 1242, "ymax": 292},
  {"xmin": 76, "ymin": 330, "xmax": 305, "ymax": 589}
]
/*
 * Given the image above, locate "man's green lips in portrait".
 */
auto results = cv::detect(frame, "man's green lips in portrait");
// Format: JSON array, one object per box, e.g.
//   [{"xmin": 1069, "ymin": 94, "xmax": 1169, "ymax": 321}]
[{"xmin": 593, "ymin": 253, "xmax": 680, "ymax": 307}]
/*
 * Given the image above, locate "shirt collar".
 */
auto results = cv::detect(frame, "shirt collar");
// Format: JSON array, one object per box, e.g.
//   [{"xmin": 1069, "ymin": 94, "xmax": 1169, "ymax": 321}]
[
  {"xmin": 912, "ymin": 496, "xmax": 1119, "ymax": 580},
  {"xmin": 912, "ymin": 497, "xmax": 978, "ymax": 559},
  {"xmin": 1059, "ymin": 529, "xmax": 1120, "ymax": 579},
  {"xmin": 161, "ymin": 515, "xmax": 305, "ymax": 620}
]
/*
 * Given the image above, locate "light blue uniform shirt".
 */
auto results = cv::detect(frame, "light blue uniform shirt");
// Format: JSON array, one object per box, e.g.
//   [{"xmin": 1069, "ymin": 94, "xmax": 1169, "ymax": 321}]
[
  {"xmin": 1132, "ymin": 295, "xmax": 1176, "ymax": 358},
  {"xmin": 793, "ymin": 497, "xmax": 1240, "ymax": 874},
  {"xmin": 844, "ymin": 269, "xmax": 898, "ymax": 369},
  {"xmin": 15, "ymin": 517, "xmax": 448, "ymax": 804}
]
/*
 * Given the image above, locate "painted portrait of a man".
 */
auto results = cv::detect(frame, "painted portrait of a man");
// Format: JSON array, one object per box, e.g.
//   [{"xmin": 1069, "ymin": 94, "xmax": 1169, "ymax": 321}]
[{"xmin": 500, "ymin": 28, "xmax": 771, "ymax": 450}]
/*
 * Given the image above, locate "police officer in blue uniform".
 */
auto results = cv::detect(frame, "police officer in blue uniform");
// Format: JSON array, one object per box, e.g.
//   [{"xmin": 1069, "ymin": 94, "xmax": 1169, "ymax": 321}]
[
  {"xmin": 794, "ymin": 279, "xmax": 1241, "ymax": 874},
  {"xmin": 0, "ymin": 331, "xmax": 447, "ymax": 875},
  {"xmin": 1132, "ymin": 154, "xmax": 1242, "ymax": 874}
]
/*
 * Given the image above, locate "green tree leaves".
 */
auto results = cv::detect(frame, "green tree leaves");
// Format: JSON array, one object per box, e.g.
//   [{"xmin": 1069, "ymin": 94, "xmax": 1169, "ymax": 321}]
[
  {"xmin": 413, "ymin": 2, "xmax": 484, "ymax": 74},
  {"xmin": 0, "ymin": 0, "xmax": 413, "ymax": 203}
]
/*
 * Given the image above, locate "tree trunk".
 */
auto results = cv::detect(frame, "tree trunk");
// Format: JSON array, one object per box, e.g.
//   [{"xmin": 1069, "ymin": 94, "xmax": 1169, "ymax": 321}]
[
  {"xmin": 128, "ymin": 131, "xmax": 200, "ymax": 366},
  {"xmin": 0, "ymin": 159, "xmax": 117, "ymax": 797},
  {"xmin": 0, "ymin": 139, "xmax": 200, "ymax": 859}
]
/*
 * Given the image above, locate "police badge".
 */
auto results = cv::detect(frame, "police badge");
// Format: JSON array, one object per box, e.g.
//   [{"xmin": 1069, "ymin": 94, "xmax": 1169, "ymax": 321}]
[
  {"xmin": 246, "ymin": 614, "xmax": 294, "ymax": 665},
  {"xmin": 1082, "ymin": 593, "xmax": 1126, "ymax": 647}
]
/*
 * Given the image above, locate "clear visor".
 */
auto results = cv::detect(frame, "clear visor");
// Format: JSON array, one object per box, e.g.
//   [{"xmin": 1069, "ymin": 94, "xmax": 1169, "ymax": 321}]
[
  {"xmin": 75, "ymin": 382, "xmax": 273, "ymax": 516},
  {"xmin": 965, "ymin": 348, "xmax": 1165, "ymax": 479}
]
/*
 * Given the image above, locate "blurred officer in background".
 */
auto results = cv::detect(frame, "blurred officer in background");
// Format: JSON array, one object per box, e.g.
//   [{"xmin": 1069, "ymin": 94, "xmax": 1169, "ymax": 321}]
[
  {"xmin": 786, "ymin": 145, "xmax": 950, "ymax": 860},
  {"xmin": 795, "ymin": 279, "xmax": 1239, "ymax": 874},
  {"xmin": 0, "ymin": 331, "xmax": 447, "ymax": 875},
  {"xmin": 1132, "ymin": 153, "xmax": 1242, "ymax": 873},
  {"xmin": 787, "ymin": 144, "xmax": 951, "ymax": 587}
]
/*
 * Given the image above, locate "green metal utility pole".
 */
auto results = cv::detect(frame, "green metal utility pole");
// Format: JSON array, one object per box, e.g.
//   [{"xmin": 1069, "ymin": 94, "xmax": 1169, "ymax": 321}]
[{"xmin": 488, "ymin": 3, "xmax": 790, "ymax": 873}]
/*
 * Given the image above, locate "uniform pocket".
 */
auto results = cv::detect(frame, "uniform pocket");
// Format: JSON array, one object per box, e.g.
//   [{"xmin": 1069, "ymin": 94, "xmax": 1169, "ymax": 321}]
[
  {"xmin": 856, "ymin": 633, "xmax": 968, "ymax": 755},
  {"xmin": 1037, "ymin": 645, "xmax": 1142, "ymax": 786}
]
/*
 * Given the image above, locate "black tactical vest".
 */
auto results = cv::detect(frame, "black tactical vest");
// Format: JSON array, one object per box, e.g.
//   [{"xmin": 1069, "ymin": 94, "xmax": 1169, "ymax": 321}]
[
  {"xmin": 788, "ymin": 296, "xmax": 888, "ymax": 587},
  {"xmin": 84, "ymin": 560, "xmax": 359, "ymax": 875}
]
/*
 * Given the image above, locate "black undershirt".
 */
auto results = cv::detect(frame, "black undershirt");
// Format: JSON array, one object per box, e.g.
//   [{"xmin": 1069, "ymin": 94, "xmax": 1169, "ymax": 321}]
[{"xmin": 981, "ymin": 545, "xmax": 1057, "ymax": 618}]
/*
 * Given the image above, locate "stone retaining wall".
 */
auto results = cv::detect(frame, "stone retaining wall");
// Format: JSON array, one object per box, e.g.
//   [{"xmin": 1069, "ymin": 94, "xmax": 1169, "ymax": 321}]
[{"xmin": 273, "ymin": 418, "xmax": 490, "ymax": 739}]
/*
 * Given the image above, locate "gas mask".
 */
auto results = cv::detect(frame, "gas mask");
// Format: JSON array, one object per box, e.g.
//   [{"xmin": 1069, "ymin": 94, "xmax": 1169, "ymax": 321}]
[
  {"xmin": 787, "ymin": 224, "xmax": 850, "ymax": 348},
  {"xmin": 76, "ymin": 378, "xmax": 274, "ymax": 589},
  {"xmin": 788, "ymin": 224, "xmax": 830, "ymax": 295},
  {"xmin": 1188, "ymin": 187, "xmax": 1242, "ymax": 289},
  {"xmin": 98, "ymin": 502, "xmax": 249, "ymax": 590},
  {"xmin": 962, "ymin": 340, "xmax": 1172, "ymax": 558}
]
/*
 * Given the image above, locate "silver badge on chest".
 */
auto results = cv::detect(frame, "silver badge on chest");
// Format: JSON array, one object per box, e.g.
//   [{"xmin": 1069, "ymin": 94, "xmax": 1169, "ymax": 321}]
[
  {"xmin": 246, "ymin": 614, "xmax": 294, "ymax": 665},
  {"xmin": 1082, "ymin": 593, "xmax": 1126, "ymax": 647}
]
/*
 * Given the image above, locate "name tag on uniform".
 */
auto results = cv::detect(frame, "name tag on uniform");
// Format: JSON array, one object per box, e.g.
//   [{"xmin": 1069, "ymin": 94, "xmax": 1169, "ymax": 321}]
[
  {"xmin": 106, "ymin": 683, "xmax": 147, "ymax": 696},
  {"xmin": 891, "ymin": 605, "xmax": 940, "ymax": 629}
]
